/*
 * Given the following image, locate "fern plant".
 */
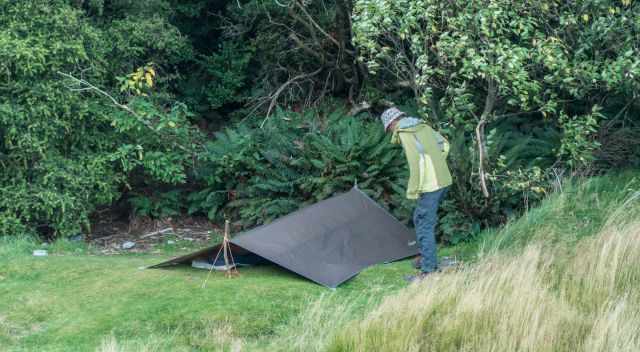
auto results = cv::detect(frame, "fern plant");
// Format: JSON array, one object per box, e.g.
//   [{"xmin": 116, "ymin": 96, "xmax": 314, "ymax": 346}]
[{"xmin": 188, "ymin": 108, "xmax": 412, "ymax": 228}]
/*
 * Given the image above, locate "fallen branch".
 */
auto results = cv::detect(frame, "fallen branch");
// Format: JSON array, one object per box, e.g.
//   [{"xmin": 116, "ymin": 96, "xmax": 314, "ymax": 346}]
[{"xmin": 140, "ymin": 227, "xmax": 174, "ymax": 239}]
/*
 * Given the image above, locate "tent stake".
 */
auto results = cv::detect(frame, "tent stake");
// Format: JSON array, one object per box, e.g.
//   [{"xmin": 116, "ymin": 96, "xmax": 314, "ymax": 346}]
[
  {"xmin": 220, "ymin": 219, "xmax": 239, "ymax": 278},
  {"xmin": 202, "ymin": 219, "xmax": 239, "ymax": 288}
]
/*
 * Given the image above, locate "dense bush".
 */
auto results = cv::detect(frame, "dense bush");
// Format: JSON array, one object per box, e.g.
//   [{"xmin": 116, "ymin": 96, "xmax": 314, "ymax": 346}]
[
  {"xmin": 188, "ymin": 108, "xmax": 414, "ymax": 227},
  {"xmin": 0, "ymin": 1, "xmax": 197, "ymax": 237},
  {"xmin": 351, "ymin": 0, "xmax": 640, "ymax": 241},
  {"xmin": 182, "ymin": 107, "xmax": 559, "ymax": 244}
]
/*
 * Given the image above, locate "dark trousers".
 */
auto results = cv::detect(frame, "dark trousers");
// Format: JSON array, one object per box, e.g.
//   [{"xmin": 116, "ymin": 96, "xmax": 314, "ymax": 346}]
[{"xmin": 414, "ymin": 187, "xmax": 448, "ymax": 273}]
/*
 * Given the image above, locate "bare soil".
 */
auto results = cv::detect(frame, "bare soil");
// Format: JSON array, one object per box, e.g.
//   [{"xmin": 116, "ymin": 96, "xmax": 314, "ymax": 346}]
[{"xmin": 87, "ymin": 214, "xmax": 221, "ymax": 254}]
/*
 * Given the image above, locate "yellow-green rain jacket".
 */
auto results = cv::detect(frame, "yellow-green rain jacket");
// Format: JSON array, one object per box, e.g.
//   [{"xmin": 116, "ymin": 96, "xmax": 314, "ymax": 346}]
[{"xmin": 391, "ymin": 121, "xmax": 452, "ymax": 199}]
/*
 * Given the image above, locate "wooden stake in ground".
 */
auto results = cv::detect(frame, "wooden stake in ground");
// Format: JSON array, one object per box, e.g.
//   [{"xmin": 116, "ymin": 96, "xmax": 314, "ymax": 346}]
[
  {"xmin": 202, "ymin": 220, "xmax": 239, "ymax": 288},
  {"xmin": 212, "ymin": 220, "xmax": 239, "ymax": 278}
]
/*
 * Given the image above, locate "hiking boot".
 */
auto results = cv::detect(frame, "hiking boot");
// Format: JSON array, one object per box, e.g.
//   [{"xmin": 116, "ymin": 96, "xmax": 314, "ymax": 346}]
[{"xmin": 412, "ymin": 256, "xmax": 422, "ymax": 269}]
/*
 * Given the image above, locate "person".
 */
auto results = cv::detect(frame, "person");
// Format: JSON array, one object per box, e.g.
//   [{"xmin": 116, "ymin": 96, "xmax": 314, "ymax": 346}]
[{"xmin": 380, "ymin": 107, "xmax": 452, "ymax": 282}]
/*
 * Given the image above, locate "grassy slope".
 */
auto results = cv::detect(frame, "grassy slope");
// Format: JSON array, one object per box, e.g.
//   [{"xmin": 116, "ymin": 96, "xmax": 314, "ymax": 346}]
[
  {"xmin": 442, "ymin": 171, "xmax": 640, "ymax": 260},
  {"xmin": 323, "ymin": 171, "xmax": 640, "ymax": 352},
  {"xmin": 1, "ymin": 172, "xmax": 638, "ymax": 351}
]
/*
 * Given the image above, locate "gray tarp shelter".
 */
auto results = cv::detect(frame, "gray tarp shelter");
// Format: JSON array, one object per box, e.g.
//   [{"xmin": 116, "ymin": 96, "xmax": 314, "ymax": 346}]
[{"xmin": 149, "ymin": 187, "xmax": 418, "ymax": 288}]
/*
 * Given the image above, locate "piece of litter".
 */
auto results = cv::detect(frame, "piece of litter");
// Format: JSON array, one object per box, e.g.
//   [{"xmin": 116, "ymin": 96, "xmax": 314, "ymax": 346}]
[
  {"xmin": 121, "ymin": 241, "xmax": 136, "ymax": 250},
  {"xmin": 184, "ymin": 237, "xmax": 194, "ymax": 241},
  {"xmin": 33, "ymin": 250, "xmax": 48, "ymax": 257},
  {"xmin": 167, "ymin": 240, "xmax": 176, "ymax": 245}
]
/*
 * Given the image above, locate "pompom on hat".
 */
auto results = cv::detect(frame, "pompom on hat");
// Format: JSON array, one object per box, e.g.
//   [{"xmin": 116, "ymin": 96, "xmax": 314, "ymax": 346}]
[{"xmin": 380, "ymin": 107, "xmax": 405, "ymax": 131}]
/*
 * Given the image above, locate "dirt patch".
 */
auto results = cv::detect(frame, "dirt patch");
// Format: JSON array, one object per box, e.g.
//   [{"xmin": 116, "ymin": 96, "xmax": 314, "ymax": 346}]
[{"xmin": 88, "ymin": 215, "xmax": 222, "ymax": 254}]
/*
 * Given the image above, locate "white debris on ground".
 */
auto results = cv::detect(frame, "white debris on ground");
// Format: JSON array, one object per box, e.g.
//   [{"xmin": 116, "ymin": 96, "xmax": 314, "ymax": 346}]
[
  {"xmin": 121, "ymin": 241, "xmax": 136, "ymax": 250},
  {"xmin": 33, "ymin": 250, "xmax": 48, "ymax": 257}
]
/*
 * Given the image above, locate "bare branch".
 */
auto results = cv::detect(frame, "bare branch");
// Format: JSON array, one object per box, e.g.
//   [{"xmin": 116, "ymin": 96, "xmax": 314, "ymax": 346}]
[
  {"xmin": 476, "ymin": 79, "xmax": 498, "ymax": 199},
  {"xmin": 288, "ymin": 5, "xmax": 321, "ymax": 49},
  {"xmin": 294, "ymin": 1, "xmax": 341, "ymax": 49},
  {"xmin": 259, "ymin": 67, "xmax": 323, "ymax": 128},
  {"xmin": 288, "ymin": 32, "xmax": 325, "ymax": 62},
  {"xmin": 57, "ymin": 71, "xmax": 189, "ymax": 152}
]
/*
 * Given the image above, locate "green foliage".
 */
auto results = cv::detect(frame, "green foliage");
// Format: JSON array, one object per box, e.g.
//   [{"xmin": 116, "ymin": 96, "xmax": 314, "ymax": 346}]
[
  {"xmin": 0, "ymin": 1, "xmax": 198, "ymax": 238},
  {"xmin": 189, "ymin": 108, "xmax": 414, "ymax": 228},
  {"xmin": 196, "ymin": 41, "xmax": 254, "ymax": 112},
  {"xmin": 2, "ymin": 0, "xmax": 638, "ymax": 244},
  {"xmin": 174, "ymin": 35, "xmax": 254, "ymax": 115},
  {"xmin": 353, "ymin": 0, "xmax": 640, "ymax": 167},
  {"xmin": 351, "ymin": 0, "xmax": 639, "ymax": 241},
  {"xmin": 130, "ymin": 190, "xmax": 183, "ymax": 218},
  {"xmin": 558, "ymin": 106, "xmax": 604, "ymax": 168}
]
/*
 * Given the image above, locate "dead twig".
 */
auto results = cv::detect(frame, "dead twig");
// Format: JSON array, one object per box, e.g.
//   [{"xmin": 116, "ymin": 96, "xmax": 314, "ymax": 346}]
[
  {"xmin": 294, "ymin": 1, "xmax": 342, "ymax": 49},
  {"xmin": 259, "ymin": 67, "xmax": 323, "ymax": 128},
  {"xmin": 140, "ymin": 227, "xmax": 174, "ymax": 239}
]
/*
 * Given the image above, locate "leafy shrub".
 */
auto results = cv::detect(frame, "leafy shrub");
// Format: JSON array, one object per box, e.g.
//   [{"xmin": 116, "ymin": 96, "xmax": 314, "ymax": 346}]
[
  {"xmin": 130, "ymin": 190, "xmax": 183, "ymax": 218},
  {"xmin": 352, "ymin": 0, "xmax": 640, "ymax": 190},
  {"xmin": 0, "ymin": 1, "xmax": 197, "ymax": 238},
  {"xmin": 189, "ymin": 108, "xmax": 414, "ymax": 228},
  {"xmin": 186, "ymin": 107, "xmax": 557, "ymax": 244},
  {"xmin": 437, "ymin": 116, "xmax": 559, "ymax": 244}
]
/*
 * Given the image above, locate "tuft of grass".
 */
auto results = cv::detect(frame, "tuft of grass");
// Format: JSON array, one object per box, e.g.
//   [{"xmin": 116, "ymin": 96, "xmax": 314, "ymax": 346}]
[{"xmin": 94, "ymin": 320, "xmax": 245, "ymax": 352}]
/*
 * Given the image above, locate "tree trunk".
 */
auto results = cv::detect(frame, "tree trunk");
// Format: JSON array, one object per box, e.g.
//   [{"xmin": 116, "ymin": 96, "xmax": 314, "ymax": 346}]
[{"xmin": 334, "ymin": 0, "xmax": 363, "ymax": 101}]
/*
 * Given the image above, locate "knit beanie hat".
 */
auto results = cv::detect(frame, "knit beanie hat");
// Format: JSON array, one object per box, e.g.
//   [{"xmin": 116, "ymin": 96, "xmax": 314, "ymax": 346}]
[{"xmin": 380, "ymin": 107, "xmax": 405, "ymax": 131}]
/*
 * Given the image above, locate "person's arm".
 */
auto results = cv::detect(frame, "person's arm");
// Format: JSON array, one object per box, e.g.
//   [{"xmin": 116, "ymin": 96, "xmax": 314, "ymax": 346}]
[{"xmin": 435, "ymin": 132, "xmax": 450, "ymax": 158}]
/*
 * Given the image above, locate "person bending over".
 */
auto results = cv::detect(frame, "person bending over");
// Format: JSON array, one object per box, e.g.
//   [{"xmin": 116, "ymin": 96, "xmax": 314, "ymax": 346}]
[{"xmin": 380, "ymin": 107, "xmax": 452, "ymax": 282}]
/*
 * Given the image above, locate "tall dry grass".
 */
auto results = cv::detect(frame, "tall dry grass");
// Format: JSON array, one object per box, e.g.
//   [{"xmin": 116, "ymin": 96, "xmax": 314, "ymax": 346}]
[{"xmin": 326, "ymin": 210, "xmax": 640, "ymax": 351}]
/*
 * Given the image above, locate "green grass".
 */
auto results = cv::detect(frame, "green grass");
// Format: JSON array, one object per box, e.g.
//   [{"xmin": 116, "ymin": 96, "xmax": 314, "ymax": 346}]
[
  {"xmin": 0, "ymin": 235, "xmax": 413, "ymax": 351},
  {"xmin": 1, "ymin": 171, "xmax": 638, "ymax": 351},
  {"xmin": 442, "ymin": 171, "xmax": 640, "ymax": 261}
]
